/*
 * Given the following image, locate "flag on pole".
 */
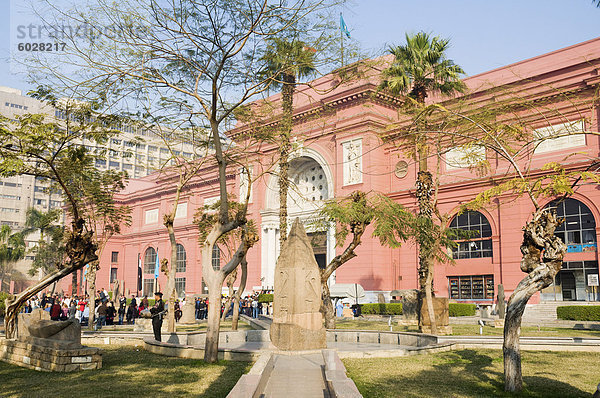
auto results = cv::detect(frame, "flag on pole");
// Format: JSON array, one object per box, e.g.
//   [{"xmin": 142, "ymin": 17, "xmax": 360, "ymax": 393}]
[
  {"xmin": 154, "ymin": 248, "xmax": 160, "ymax": 279},
  {"xmin": 137, "ymin": 253, "xmax": 142, "ymax": 291},
  {"xmin": 340, "ymin": 13, "xmax": 351, "ymax": 39}
]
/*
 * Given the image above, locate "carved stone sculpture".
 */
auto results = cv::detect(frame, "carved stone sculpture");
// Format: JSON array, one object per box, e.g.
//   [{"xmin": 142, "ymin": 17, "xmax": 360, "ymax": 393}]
[
  {"xmin": 22, "ymin": 319, "xmax": 82, "ymax": 349},
  {"xmin": 270, "ymin": 219, "xmax": 326, "ymax": 350}
]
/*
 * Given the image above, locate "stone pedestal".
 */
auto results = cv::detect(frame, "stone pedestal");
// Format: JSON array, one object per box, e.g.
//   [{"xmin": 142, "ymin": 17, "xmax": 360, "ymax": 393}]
[
  {"xmin": 419, "ymin": 297, "xmax": 451, "ymax": 335},
  {"xmin": 179, "ymin": 296, "xmax": 197, "ymax": 324},
  {"xmin": 0, "ymin": 339, "xmax": 102, "ymax": 372},
  {"xmin": 270, "ymin": 219, "xmax": 326, "ymax": 351},
  {"xmin": 400, "ymin": 290, "xmax": 419, "ymax": 323}
]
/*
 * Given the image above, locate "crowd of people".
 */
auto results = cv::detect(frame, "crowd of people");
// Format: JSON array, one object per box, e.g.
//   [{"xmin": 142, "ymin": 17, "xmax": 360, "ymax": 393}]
[
  {"xmin": 20, "ymin": 289, "xmax": 274, "ymax": 329},
  {"xmin": 19, "ymin": 288, "xmax": 171, "ymax": 330}
]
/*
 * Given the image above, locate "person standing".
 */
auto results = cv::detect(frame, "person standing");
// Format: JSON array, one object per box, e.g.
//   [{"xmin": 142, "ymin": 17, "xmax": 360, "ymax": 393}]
[
  {"xmin": 150, "ymin": 292, "xmax": 165, "ymax": 341},
  {"xmin": 251, "ymin": 297, "xmax": 258, "ymax": 319},
  {"xmin": 195, "ymin": 297, "xmax": 201, "ymax": 319},
  {"xmin": 49, "ymin": 300, "xmax": 61, "ymax": 321},
  {"xmin": 95, "ymin": 301, "xmax": 108, "ymax": 330},
  {"xmin": 118, "ymin": 296, "xmax": 126, "ymax": 325}
]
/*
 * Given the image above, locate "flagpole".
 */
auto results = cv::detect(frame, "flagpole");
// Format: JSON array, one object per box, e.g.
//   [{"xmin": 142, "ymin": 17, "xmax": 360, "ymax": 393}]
[{"xmin": 340, "ymin": 12, "xmax": 344, "ymax": 67}]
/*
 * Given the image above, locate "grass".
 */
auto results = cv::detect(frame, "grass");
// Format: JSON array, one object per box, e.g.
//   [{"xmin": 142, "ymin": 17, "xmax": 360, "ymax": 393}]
[
  {"xmin": 343, "ymin": 349, "xmax": 600, "ymax": 397},
  {"xmin": 334, "ymin": 319, "xmax": 600, "ymax": 337},
  {"xmin": 0, "ymin": 344, "xmax": 252, "ymax": 398}
]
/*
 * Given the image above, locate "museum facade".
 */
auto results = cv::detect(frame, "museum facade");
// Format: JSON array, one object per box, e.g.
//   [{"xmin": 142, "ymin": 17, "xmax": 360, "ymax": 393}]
[{"xmin": 61, "ymin": 37, "xmax": 600, "ymax": 304}]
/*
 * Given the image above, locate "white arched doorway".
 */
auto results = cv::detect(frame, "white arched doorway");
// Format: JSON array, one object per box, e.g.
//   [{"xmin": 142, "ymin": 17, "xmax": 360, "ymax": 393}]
[{"xmin": 260, "ymin": 149, "xmax": 336, "ymax": 289}]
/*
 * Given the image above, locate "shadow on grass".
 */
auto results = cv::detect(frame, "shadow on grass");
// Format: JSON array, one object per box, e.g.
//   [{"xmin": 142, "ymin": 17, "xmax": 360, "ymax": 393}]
[
  {"xmin": 348, "ymin": 349, "xmax": 592, "ymax": 398},
  {"xmin": 0, "ymin": 345, "xmax": 251, "ymax": 398}
]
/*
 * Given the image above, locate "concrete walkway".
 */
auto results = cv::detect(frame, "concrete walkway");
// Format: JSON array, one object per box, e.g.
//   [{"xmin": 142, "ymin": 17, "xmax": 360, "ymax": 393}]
[{"xmin": 260, "ymin": 353, "xmax": 330, "ymax": 398}]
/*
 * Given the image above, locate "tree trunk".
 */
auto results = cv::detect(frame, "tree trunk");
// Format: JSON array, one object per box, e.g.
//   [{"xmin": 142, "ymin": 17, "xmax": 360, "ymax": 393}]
[
  {"xmin": 204, "ymin": 274, "xmax": 225, "ymax": 363},
  {"xmin": 4, "ymin": 219, "xmax": 96, "ymax": 338},
  {"xmin": 87, "ymin": 260, "xmax": 98, "ymax": 331},
  {"xmin": 278, "ymin": 74, "xmax": 295, "ymax": 252},
  {"xmin": 503, "ymin": 208, "xmax": 565, "ymax": 392},
  {"xmin": 415, "ymin": 169, "xmax": 435, "ymax": 332},
  {"xmin": 164, "ymin": 216, "xmax": 178, "ymax": 333},
  {"xmin": 71, "ymin": 271, "xmax": 78, "ymax": 297},
  {"xmin": 221, "ymin": 269, "xmax": 237, "ymax": 323},
  {"xmin": 231, "ymin": 258, "xmax": 247, "ymax": 331},
  {"xmin": 321, "ymin": 279, "xmax": 336, "ymax": 329},
  {"xmin": 424, "ymin": 262, "xmax": 437, "ymax": 334}
]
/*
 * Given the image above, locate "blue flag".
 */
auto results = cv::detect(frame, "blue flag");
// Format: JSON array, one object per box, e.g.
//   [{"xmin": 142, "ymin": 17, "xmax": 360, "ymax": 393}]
[
  {"xmin": 340, "ymin": 13, "xmax": 350, "ymax": 39},
  {"xmin": 154, "ymin": 249, "xmax": 160, "ymax": 279}
]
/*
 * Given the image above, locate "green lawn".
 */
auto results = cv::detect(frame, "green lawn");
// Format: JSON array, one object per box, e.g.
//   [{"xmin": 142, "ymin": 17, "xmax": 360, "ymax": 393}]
[
  {"xmin": 334, "ymin": 319, "xmax": 600, "ymax": 337},
  {"xmin": 0, "ymin": 344, "xmax": 252, "ymax": 398},
  {"xmin": 344, "ymin": 349, "xmax": 600, "ymax": 398}
]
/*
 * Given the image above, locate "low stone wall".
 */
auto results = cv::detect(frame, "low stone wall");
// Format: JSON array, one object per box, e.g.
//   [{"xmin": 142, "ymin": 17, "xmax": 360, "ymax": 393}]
[
  {"xmin": 226, "ymin": 353, "xmax": 275, "ymax": 398},
  {"xmin": 0, "ymin": 338, "xmax": 102, "ymax": 372},
  {"xmin": 143, "ymin": 337, "xmax": 262, "ymax": 361},
  {"xmin": 322, "ymin": 349, "xmax": 362, "ymax": 397},
  {"xmin": 326, "ymin": 330, "xmax": 438, "ymax": 347}
]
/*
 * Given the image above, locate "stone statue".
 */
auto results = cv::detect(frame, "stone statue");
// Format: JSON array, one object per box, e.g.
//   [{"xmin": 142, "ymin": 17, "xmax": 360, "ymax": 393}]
[
  {"xmin": 497, "ymin": 284, "xmax": 506, "ymax": 319},
  {"xmin": 270, "ymin": 219, "xmax": 326, "ymax": 350},
  {"xmin": 345, "ymin": 141, "xmax": 361, "ymax": 184},
  {"xmin": 113, "ymin": 280, "xmax": 120, "ymax": 301}
]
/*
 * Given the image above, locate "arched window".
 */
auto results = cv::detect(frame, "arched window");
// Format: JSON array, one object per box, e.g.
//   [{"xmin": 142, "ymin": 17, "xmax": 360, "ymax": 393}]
[
  {"xmin": 176, "ymin": 243, "xmax": 186, "ymax": 272},
  {"xmin": 212, "ymin": 245, "xmax": 221, "ymax": 270},
  {"xmin": 547, "ymin": 198, "xmax": 596, "ymax": 246},
  {"xmin": 143, "ymin": 247, "xmax": 156, "ymax": 273},
  {"xmin": 450, "ymin": 211, "xmax": 493, "ymax": 259}
]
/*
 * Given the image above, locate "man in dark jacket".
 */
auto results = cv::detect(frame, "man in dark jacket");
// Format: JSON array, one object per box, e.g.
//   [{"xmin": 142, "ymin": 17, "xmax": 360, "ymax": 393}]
[
  {"xmin": 96, "ymin": 301, "xmax": 108, "ymax": 330},
  {"xmin": 150, "ymin": 292, "xmax": 165, "ymax": 341}
]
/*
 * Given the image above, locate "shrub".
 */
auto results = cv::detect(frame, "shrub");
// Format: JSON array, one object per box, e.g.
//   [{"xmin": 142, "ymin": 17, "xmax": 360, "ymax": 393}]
[
  {"xmin": 449, "ymin": 303, "xmax": 476, "ymax": 317},
  {"xmin": 557, "ymin": 305, "xmax": 600, "ymax": 321},
  {"xmin": 258, "ymin": 294, "xmax": 273, "ymax": 303},
  {"xmin": 360, "ymin": 303, "xmax": 403, "ymax": 315},
  {"xmin": 0, "ymin": 291, "xmax": 12, "ymax": 317}
]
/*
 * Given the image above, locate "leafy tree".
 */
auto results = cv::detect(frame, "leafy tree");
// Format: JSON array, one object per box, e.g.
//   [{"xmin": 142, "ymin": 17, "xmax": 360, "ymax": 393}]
[
  {"xmin": 313, "ymin": 191, "xmax": 458, "ymax": 329},
  {"xmin": 0, "ymin": 88, "xmax": 126, "ymax": 337},
  {"xmin": 380, "ymin": 32, "xmax": 466, "ymax": 333},
  {"xmin": 0, "ymin": 226, "xmax": 26, "ymax": 292},
  {"xmin": 422, "ymin": 80, "xmax": 600, "ymax": 391},
  {"xmin": 260, "ymin": 38, "xmax": 316, "ymax": 250},
  {"xmin": 79, "ymin": 167, "xmax": 131, "ymax": 330}
]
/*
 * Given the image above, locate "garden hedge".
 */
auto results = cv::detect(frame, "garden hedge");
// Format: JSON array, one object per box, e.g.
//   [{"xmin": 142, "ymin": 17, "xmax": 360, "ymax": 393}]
[
  {"xmin": 258, "ymin": 293, "xmax": 273, "ymax": 303},
  {"xmin": 556, "ymin": 305, "xmax": 600, "ymax": 321},
  {"xmin": 449, "ymin": 303, "xmax": 476, "ymax": 317},
  {"xmin": 360, "ymin": 303, "xmax": 403, "ymax": 315}
]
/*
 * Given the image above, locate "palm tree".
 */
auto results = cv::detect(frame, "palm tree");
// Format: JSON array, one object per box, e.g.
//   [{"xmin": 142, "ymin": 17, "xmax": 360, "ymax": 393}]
[
  {"xmin": 260, "ymin": 38, "xmax": 316, "ymax": 251},
  {"xmin": 0, "ymin": 225, "xmax": 26, "ymax": 292},
  {"xmin": 381, "ymin": 32, "xmax": 466, "ymax": 334},
  {"xmin": 22, "ymin": 208, "xmax": 63, "ymax": 289},
  {"xmin": 23, "ymin": 208, "xmax": 61, "ymax": 243}
]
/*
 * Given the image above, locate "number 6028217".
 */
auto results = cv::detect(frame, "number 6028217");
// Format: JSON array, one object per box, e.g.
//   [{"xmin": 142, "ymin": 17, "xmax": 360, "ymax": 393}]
[{"xmin": 17, "ymin": 42, "xmax": 66, "ymax": 51}]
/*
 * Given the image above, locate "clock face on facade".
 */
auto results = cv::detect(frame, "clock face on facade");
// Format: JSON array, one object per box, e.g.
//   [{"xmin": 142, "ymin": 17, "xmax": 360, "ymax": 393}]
[{"xmin": 394, "ymin": 160, "xmax": 408, "ymax": 179}]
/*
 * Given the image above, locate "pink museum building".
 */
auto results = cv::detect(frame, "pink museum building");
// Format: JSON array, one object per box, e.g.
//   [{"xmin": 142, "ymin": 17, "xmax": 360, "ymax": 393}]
[{"xmin": 64, "ymin": 38, "xmax": 600, "ymax": 304}]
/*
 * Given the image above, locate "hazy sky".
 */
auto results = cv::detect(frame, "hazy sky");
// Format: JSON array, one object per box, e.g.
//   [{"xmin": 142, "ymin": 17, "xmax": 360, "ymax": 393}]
[{"xmin": 1, "ymin": 0, "xmax": 599, "ymax": 93}]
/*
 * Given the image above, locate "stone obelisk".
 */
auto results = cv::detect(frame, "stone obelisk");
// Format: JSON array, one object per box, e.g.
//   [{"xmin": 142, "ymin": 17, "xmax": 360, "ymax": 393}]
[{"xmin": 270, "ymin": 218, "xmax": 326, "ymax": 350}]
